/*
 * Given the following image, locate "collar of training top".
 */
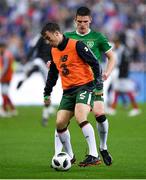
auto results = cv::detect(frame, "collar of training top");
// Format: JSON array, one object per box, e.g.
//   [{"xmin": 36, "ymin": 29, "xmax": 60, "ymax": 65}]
[{"xmin": 57, "ymin": 35, "xmax": 69, "ymax": 51}]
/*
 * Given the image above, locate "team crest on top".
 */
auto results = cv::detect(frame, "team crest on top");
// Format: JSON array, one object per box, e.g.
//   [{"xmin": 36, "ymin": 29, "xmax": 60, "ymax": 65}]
[{"xmin": 87, "ymin": 41, "xmax": 94, "ymax": 48}]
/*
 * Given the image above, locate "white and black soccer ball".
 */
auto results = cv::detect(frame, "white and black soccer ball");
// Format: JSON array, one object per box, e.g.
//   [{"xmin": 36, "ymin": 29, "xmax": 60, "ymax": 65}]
[{"xmin": 51, "ymin": 152, "xmax": 71, "ymax": 171}]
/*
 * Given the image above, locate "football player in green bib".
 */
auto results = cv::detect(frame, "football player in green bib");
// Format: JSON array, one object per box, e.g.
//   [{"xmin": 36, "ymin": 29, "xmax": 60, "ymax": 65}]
[{"xmin": 52, "ymin": 6, "xmax": 115, "ymax": 166}]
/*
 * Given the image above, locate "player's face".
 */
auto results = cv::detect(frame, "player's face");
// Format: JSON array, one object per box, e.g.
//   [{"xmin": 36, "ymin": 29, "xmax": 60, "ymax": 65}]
[
  {"xmin": 43, "ymin": 31, "xmax": 60, "ymax": 47},
  {"xmin": 75, "ymin": 15, "xmax": 92, "ymax": 34}
]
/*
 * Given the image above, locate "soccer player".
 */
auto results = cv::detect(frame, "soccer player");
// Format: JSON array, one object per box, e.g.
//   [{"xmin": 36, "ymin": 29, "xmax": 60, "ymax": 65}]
[
  {"xmin": 16, "ymin": 34, "xmax": 55, "ymax": 125},
  {"xmin": 61, "ymin": 6, "xmax": 115, "ymax": 166},
  {"xmin": 0, "ymin": 41, "xmax": 17, "ymax": 117},
  {"xmin": 108, "ymin": 36, "xmax": 141, "ymax": 116},
  {"xmin": 41, "ymin": 22, "xmax": 103, "ymax": 167}
]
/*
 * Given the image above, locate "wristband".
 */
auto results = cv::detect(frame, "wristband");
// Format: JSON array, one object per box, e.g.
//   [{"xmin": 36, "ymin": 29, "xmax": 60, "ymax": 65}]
[{"xmin": 44, "ymin": 96, "xmax": 50, "ymax": 100}]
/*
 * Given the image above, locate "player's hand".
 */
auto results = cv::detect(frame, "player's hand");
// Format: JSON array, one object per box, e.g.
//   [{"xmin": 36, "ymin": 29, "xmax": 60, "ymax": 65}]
[
  {"xmin": 93, "ymin": 78, "xmax": 103, "ymax": 95},
  {"xmin": 16, "ymin": 80, "xmax": 24, "ymax": 89},
  {"xmin": 46, "ymin": 61, "xmax": 51, "ymax": 69},
  {"xmin": 95, "ymin": 79, "xmax": 103, "ymax": 91},
  {"xmin": 93, "ymin": 88, "xmax": 103, "ymax": 96},
  {"xmin": 102, "ymin": 72, "xmax": 109, "ymax": 81},
  {"xmin": 44, "ymin": 96, "xmax": 51, "ymax": 106}
]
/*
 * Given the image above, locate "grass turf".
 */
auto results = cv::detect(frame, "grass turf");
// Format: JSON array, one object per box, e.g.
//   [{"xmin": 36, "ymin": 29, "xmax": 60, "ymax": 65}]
[{"xmin": 0, "ymin": 104, "xmax": 146, "ymax": 179}]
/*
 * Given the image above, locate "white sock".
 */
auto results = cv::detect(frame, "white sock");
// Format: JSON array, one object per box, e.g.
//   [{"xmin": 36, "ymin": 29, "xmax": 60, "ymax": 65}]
[
  {"xmin": 48, "ymin": 106, "xmax": 55, "ymax": 114},
  {"xmin": 82, "ymin": 123, "xmax": 98, "ymax": 157},
  {"xmin": 58, "ymin": 129, "xmax": 74, "ymax": 159},
  {"xmin": 96, "ymin": 119, "xmax": 109, "ymax": 150},
  {"xmin": 54, "ymin": 130, "xmax": 63, "ymax": 156},
  {"xmin": 42, "ymin": 106, "xmax": 49, "ymax": 119}
]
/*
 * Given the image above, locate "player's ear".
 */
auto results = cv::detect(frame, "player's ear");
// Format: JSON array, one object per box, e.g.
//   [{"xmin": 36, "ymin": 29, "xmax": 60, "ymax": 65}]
[
  {"xmin": 74, "ymin": 15, "xmax": 78, "ymax": 22},
  {"xmin": 89, "ymin": 16, "xmax": 92, "ymax": 23},
  {"xmin": 55, "ymin": 31, "xmax": 60, "ymax": 36}
]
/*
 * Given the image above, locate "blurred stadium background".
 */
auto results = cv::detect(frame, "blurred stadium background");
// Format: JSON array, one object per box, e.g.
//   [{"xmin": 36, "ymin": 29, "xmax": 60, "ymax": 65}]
[{"xmin": 0, "ymin": 0, "xmax": 145, "ymax": 105}]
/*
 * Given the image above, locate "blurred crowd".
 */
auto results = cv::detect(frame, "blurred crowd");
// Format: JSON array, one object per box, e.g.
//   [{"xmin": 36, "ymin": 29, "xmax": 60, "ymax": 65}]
[{"xmin": 0, "ymin": 0, "xmax": 146, "ymax": 66}]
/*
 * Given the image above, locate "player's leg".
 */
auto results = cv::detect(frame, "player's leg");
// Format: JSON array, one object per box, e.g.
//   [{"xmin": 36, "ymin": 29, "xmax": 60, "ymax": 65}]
[
  {"xmin": 54, "ymin": 120, "xmax": 71, "ymax": 156},
  {"xmin": 106, "ymin": 77, "xmax": 121, "ymax": 115},
  {"xmin": 106, "ymin": 90, "xmax": 119, "ymax": 115},
  {"xmin": 93, "ymin": 97, "xmax": 112, "ymax": 166},
  {"xmin": 56, "ymin": 109, "xmax": 74, "ymax": 161},
  {"xmin": 120, "ymin": 92, "xmax": 128, "ymax": 108},
  {"xmin": 127, "ymin": 91, "xmax": 141, "ymax": 116},
  {"xmin": 1, "ymin": 83, "xmax": 17, "ymax": 117},
  {"xmin": 54, "ymin": 94, "xmax": 76, "ymax": 162},
  {"xmin": 33, "ymin": 58, "xmax": 48, "ymax": 82},
  {"xmin": 1, "ymin": 86, "xmax": 9, "ymax": 113},
  {"xmin": 1, "ymin": 93, "xmax": 10, "ymax": 117},
  {"xmin": 16, "ymin": 61, "xmax": 36, "ymax": 89},
  {"xmin": 34, "ymin": 58, "xmax": 56, "ymax": 126},
  {"xmin": 104, "ymin": 68, "xmax": 119, "ymax": 110},
  {"xmin": 120, "ymin": 79, "xmax": 141, "ymax": 116},
  {"xmin": 54, "ymin": 129, "xmax": 62, "ymax": 156},
  {"xmin": 75, "ymin": 90, "xmax": 101, "ymax": 167},
  {"xmin": 42, "ymin": 104, "xmax": 50, "ymax": 126}
]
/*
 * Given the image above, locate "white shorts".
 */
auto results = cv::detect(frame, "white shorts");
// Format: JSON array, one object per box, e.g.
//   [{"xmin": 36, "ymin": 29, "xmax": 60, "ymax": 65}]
[
  {"xmin": 113, "ymin": 78, "xmax": 135, "ymax": 92},
  {"xmin": 1, "ymin": 83, "xmax": 10, "ymax": 95}
]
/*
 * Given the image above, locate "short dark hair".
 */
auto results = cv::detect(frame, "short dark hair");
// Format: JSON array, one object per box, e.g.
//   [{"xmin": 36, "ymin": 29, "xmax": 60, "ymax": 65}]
[
  {"xmin": 76, "ymin": 6, "xmax": 91, "ymax": 16},
  {"xmin": 41, "ymin": 22, "xmax": 60, "ymax": 36}
]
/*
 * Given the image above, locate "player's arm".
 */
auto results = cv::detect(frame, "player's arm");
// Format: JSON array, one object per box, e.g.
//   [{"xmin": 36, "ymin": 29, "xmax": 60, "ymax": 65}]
[
  {"xmin": 104, "ymin": 50, "xmax": 115, "ymax": 80},
  {"xmin": 44, "ymin": 59, "xmax": 59, "ymax": 105},
  {"xmin": 76, "ymin": 41, "xmax": 103, "ymax": 91},
  {"xmin": 99, "ymin": 34, "xmax": 115, "ymax": 80}
]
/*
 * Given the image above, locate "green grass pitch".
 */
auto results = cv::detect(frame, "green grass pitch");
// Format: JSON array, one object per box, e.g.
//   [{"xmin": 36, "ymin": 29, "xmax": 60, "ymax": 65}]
[{"xmin": 0, "ymin": 104, "xmax": 146, "ymax": 179}]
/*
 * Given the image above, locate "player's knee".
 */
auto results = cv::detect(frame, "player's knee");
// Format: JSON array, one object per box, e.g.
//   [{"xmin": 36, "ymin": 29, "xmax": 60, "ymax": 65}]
[
  {"xmin": 75, "ymin": 112, "xmax": 85, "ymax": 124},
  {"xmin": 95, "ymin": 114, "xmax": 106, "ymax": 123},
  {"xmin": 79, "ymin": 121, "xmax": 89, "ymax": 128},
  {"xmin": 75, "ymin": 107, "xmax": 89, "ymax": 124},
  {"xmin": 57, "ymin": 127, "xmax": 67, "ymax": 133},
  {"xmin": 56, "ymin": 118, "xmax": 69, "ymax": 130},
  {"xmin": 93, "ymin": 102, "xmax": 105, "ymax": 116},
  {"xmin": 94, "ymin": 111, "xmax": 104, "ymax": 117},
  {"xmin": 56, "ymin": 120, "xmax": 65, "ymax": 129}
]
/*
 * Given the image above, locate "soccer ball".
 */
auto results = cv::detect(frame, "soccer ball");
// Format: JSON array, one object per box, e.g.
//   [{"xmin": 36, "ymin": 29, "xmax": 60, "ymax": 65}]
[{"xmin": 51, "ymin": 152, "xmax": 72, "ymax": 171}]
